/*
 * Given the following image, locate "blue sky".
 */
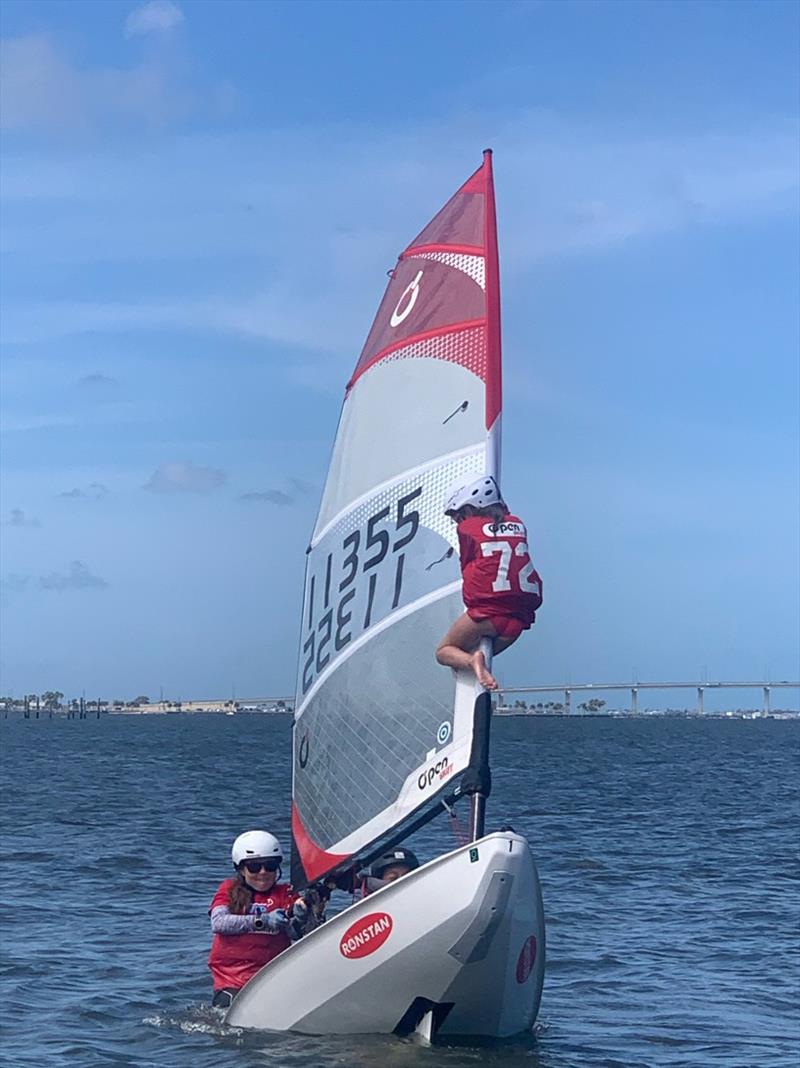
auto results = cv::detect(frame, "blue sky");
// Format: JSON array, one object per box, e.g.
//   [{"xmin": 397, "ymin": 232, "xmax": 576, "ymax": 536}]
[{"xmin": 1, "ymin": 0, "xmax": 798, "ymax": 703}]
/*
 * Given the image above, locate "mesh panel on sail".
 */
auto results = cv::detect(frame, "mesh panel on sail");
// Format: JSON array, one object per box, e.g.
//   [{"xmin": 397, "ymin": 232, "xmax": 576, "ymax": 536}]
[{"xmin": 293, "ymin": 592, "xmax": 463, "ymax": 851}]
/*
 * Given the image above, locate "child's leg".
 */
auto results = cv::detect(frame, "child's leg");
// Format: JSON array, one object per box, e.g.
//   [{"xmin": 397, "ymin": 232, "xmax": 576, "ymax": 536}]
[
  {"xmin": 491, "ymin": 616, "xmax": 527, "ymax": 656},
  {"xmin": 492, "ymin": 636, "xmax": 517, "ymax": 655},
  {"xmin": 436, "ymin": 612, "xmax": 500, "ymax": 690}
]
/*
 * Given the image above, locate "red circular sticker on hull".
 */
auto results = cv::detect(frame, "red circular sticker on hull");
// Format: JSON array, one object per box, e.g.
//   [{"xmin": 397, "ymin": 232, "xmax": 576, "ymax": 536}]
[
  {"xmin": 515, "ymin": 935, "xmax": 537, "ymax": 983},
  {"xmin": 339, "ymin": 912, "xmax": 394, "ymax": 959}
]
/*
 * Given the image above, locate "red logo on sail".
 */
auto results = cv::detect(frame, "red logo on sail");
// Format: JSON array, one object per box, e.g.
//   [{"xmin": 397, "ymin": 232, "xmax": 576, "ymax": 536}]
[
  {"xmin": 515, "ymin": 935, "xmax": 537, "ymax": 983},
  {"xmin": 339, "ymin": 912, "xmax": 393, "ymax": 959}
]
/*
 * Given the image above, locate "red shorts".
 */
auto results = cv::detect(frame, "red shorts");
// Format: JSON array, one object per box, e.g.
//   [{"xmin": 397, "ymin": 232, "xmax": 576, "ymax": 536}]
[{"xmin": 467, "ymin": 610, "xmax": 530, "ymax": 641}]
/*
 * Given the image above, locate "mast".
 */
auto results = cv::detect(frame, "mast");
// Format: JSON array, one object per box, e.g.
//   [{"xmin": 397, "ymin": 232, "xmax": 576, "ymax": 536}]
[
  {"xmin": 483, "ymin": 148, "xmax": 502, "ymax": 483},
  {"xmin": 468, "ymin": 149, "xmax": 501, "ymax": 842}
]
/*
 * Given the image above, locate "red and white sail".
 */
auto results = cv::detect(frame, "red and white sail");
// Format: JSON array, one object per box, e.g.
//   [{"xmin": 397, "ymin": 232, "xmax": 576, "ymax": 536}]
[{"xmin": 291, "ymin": 152, "xmax": 503, "ymax": 888}]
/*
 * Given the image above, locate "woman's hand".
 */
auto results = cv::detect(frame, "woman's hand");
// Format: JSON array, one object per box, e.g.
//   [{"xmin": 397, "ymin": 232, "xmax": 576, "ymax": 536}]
[{"xmin": 249, "ymin": 905, "xmax": 289, "ymax": 932}]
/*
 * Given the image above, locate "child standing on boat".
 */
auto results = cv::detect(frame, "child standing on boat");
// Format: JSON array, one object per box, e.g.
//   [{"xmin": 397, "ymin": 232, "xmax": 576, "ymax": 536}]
[{"xmin": 436, "ymin": 476, "xmax": 542, "ymax": 691}]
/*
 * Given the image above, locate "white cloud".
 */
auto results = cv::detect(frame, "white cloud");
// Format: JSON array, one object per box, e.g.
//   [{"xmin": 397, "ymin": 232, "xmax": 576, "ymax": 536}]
[
  {"xmin": 143, "ymin": 460, "xmax": 227, "ymax": 494},
  {"xmin": 2, "ymin": 113, "xmax": 795, "ymax": 247},
  {"xmin": 0, "ymin": 290, "xmax": 363, "ymax": 354},
  {"xmin": 0, "ymin": 112, "xmax": 796, "ymax": 359},
  {"xmin": 0, "ymin": 32, "xmax": 190, "ymax": 132},
  {"xmin": 0, "ymin": 36, "xmax": 86, "ymax": 131},
  {"xmin": 39, "ymin": 561, "xmax": 108, "ymax": 591},
  {"xmin": 0, "ymin": 413, "xmax": 81, "ymax": 432},
  {"xmin": 0, "ymin": 573, "xmax": 30, "ymax": 595},
  {"xmin": 5, "ymin": 508, "xmax": 41, "ymax": 528},
  {"xmin": 240, "ymin": 490, "xmax": 294, "ymax": 506},
  {"xmin": 59, "ymin": 483, "xmax": 109, "ymax": 500},
  {"xmin": 124, "ymin": 2, "xmax": 185, "ymax": 38}
]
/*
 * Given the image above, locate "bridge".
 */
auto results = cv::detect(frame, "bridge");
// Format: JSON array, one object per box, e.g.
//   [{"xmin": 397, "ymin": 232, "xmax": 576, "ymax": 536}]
[
  {"xmin": 5, "ymin": 682, "xmax": 797, "ymax": 719},
  {"xmin": 495, "ymin": 680, "xmax": 800, "ymax": 716},
  {"xmin": 193, "ymin": 681, "xmax": 800, "ymax": 716},
  {"xmin": 230, "ymin": 680, "xmax": 800, "ymax": 716}
]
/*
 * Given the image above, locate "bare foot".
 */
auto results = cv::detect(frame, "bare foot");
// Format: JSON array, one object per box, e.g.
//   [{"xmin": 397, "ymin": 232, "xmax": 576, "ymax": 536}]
[{"xmin": 472, "ymin": 650, "xmax": 498, "ymax": 690}]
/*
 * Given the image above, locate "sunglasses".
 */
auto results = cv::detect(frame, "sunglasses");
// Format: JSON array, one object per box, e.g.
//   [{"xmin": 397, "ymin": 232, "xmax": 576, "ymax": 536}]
[{"xmin": 241, "ymin": 858, "xmax": 281, "ymax": 874}]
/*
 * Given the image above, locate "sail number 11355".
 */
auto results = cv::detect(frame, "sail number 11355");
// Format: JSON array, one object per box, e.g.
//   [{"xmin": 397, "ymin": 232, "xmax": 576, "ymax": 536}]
[{"xmin": 301, "ymin": 487, "xmax": 423, "ymax": 694}]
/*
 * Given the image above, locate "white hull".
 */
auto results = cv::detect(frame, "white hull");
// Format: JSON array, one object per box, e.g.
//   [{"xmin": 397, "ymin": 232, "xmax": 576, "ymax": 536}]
[{"xmin": 226, "ymin": 831, "xmax": 545, "ymax": 1039}]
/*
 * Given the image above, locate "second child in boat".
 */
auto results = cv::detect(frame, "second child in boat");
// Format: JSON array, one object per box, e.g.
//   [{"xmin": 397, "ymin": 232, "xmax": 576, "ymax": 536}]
[
  {"xmin": 436, "ymin": 476, "xmax": 542, "ymax": 691},
  {"xmin": 361, "ymin": 847, "xmax": 420, "ymax": 896}
]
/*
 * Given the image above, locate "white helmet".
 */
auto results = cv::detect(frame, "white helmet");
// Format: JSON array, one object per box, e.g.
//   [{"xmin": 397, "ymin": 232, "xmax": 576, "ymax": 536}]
[
  {"xmin": 444, "ymin": 475, "xmax": 503, "ymax": 516},
  {"xmin": 231, "ymin": 830, "xmax": 283, "ymax": 868}
]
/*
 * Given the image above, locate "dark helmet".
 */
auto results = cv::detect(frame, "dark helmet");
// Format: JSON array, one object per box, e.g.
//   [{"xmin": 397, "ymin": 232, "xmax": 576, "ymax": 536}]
[{"xmin": 370, "ymin": 847, "xmax": 420, "ymax": 879}]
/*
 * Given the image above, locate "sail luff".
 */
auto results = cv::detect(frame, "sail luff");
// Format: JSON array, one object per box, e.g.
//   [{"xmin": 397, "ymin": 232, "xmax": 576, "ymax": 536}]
[{"xmin": 482, "ymin": 148, "xmax": 502, "ymax": 478}]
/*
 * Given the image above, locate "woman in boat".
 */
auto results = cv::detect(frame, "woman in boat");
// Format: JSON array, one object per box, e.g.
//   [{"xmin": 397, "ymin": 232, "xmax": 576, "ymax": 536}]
[
  {"xmin": 436, "ymin": 476, "xmax": 542, "ymax": 691},
  {"xmin": 208, "ymin": 830, "xmax": 302, "ymax": 1008}
]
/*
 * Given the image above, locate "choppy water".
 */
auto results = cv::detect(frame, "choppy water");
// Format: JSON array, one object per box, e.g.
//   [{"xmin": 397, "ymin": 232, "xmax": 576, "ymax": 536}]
[{"xmin": 1, "ymin": 714, "xmax": 798, "ymax": 1067}]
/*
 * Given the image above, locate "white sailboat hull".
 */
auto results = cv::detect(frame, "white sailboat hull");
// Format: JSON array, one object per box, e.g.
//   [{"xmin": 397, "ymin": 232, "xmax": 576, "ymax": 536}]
[{"xmin": 226, "ymin": 830, "xmax": 545, "ymax": 1039}]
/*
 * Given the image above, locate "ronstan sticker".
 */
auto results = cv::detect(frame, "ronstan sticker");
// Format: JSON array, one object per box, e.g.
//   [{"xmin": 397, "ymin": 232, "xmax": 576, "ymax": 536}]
[{"xmin": 339, "ymin": 912, "xmax": 394, "ymax": 959}]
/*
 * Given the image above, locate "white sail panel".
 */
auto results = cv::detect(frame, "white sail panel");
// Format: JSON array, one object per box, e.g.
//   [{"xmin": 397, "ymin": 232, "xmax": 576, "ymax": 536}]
[{"xmin": 315, "ymin": 341, "xmax": 486, "ymax": 536}]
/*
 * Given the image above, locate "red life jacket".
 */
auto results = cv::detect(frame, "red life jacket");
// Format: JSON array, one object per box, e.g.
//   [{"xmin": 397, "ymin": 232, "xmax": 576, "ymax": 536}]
[
  {"xmin": 457, "ymin": 513, "xmax": 543, "ymax": 623},
  {"xmin": 208, "ymin": 878, "xmax": 298, "ymax": 991}
]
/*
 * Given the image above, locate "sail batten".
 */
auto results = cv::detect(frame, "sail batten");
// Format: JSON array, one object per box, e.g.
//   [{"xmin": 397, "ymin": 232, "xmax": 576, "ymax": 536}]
[
  {"xmin": 402, "ymin": 243, "xmax": 485, "ymax": 258},
  {"xmin": 347, "ymin": 318, "xmax": 487, "ymax": 390},
  {"xmin": 291, "ymin": 154, "xmax": 502, "ymax": 889}
]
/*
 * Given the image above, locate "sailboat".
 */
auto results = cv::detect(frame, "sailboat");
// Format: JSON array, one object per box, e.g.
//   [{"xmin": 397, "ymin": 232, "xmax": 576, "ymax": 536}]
[{"xmin": 227, "ymin": 151, "xmax": 546, "ymax": 1040}]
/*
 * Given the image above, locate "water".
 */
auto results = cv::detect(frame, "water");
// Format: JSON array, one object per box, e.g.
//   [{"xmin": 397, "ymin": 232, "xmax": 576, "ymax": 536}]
[{"xmin": 1, "ymin": 714, "xmax": 798, "ymax": 1067}]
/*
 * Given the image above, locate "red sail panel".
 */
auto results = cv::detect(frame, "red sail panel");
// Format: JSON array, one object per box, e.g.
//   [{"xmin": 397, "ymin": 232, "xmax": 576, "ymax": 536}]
[
  {"xmin": 348, "ymin": 151, "xmax": 502, "ymax": 431},
  {"xmin": 406, "ymin": 168, "xmax": 485, "ymax": 249},
  {"xmin": 291, "ymin": 802, "xmax": 351, "ymax": 883},
  {"xmin": 348, "ymin": 259, "xmax": 484, "ymax": 384}
]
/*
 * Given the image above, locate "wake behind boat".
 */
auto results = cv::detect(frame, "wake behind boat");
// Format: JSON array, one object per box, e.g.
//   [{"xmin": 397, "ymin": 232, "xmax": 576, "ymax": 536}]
[{"xmin": 227, "ymin": 151, "xmax": 546, "ymax": 1040}]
